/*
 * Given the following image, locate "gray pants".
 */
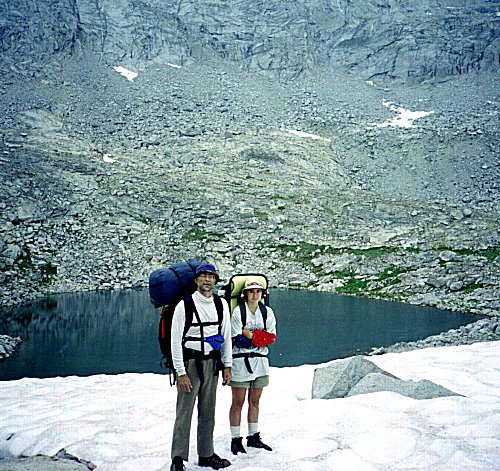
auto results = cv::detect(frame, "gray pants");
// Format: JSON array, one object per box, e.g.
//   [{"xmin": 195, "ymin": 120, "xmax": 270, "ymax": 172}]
[{"xmin": 171, "ymin": 358, "xmax": 219, "ymax": 460}]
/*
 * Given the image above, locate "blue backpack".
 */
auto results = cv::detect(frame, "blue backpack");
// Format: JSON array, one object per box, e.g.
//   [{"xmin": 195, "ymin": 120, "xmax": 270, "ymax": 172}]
[{"xmin": 149, "ymin": 260, "xmax": 201, "ymax": 309}]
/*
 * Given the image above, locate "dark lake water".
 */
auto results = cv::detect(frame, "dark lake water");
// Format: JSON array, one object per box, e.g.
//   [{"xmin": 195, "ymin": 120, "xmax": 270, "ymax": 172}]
[{"xmin": 0, "ymin": 288, "xmax": 480, "ymax": 380}]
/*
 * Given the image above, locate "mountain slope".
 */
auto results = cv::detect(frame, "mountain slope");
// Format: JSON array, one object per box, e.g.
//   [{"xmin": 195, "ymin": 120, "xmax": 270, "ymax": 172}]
[{"xmin": 0, "ymin": 1, "xmax": 498, "ymax": 315}]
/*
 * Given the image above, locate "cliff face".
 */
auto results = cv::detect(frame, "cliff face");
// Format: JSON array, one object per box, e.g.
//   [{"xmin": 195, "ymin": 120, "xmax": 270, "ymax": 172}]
[{"xmin": 1, "ymin": 0, "xmax": 498, "ymax": 82}]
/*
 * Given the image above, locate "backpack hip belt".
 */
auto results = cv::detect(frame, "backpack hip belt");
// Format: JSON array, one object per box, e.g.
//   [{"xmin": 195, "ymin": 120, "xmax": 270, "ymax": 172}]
[
  {"xmin": 184, "ymin": 348, "xmax": 221, "ymax": 382},
  {"xmin": 233, "ymin": 351, "xmax": 267, "ymax": 374},
  {"xmin": 184, "ymin": 347, "xmax": 221, "ymax": 361}
]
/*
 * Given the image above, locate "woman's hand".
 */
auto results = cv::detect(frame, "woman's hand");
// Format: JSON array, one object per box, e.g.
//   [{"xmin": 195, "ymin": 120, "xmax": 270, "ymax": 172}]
[
  {"xmin": 222, "ymin": 367, "xmax": 232, "ymax": 386},
  {"xmin": 242, "ymin": 328, "xmax": 253, "ymax": 339}
]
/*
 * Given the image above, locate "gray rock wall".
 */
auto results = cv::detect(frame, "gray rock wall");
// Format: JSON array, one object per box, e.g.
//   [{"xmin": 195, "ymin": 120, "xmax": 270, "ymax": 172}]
[{"xmin": 1, "ymin": 0, "xmax": 498, "ymax": 83}]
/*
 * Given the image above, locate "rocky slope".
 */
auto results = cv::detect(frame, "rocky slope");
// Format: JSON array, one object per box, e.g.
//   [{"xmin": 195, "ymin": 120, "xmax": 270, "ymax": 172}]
[{"xmin": 0, "ymin": 1, "xmax": 498, "ymax": 318}]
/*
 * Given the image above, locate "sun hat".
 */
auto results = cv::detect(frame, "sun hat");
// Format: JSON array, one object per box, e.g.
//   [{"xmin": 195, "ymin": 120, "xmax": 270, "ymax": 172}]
[
  {"xmin": 194, "ymin": 262, "xmax": 220, "ymax": 282},
  {"xmin": 242, "ymin": 280, "xmax": 266, "ymax": 293}
]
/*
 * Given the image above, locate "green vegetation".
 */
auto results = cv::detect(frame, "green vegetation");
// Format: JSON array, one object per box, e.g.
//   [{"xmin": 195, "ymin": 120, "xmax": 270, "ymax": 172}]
[
  {"xmin": 182, "ymin": 226, "xmax": 223, "ymax": 242},
  {"xmin": 331, "ymin": 269, "xmax": 353, "ymax": 278},
  {"xmin": 378, "ymin": 265, "xmax": 409, "ymax": 280},
  {"xmin": 446, "ymin": 247, "xmax": 500, "ymax": 263},
  {"xmin": 480, "ymin": 248, "xmax": 499, "ymax": 263},
  {"xmin": 350, "ymin": 247, "xmax": 400, "ymax": 258},
  {"xmin": 239, "ymin": 147, "xmax": 282, "ymax": 163},
  {"xmin": 13, "ymin": 250, "xmax": 57, "ymax": 284},
  {"xmin": 263, "ymin": 239, "xmax": 495, "ymax": 300},
  {"xmin": 336, "ymin": 278, "xmax": 369, "ymax": 294},
  {"xmin": 459, "ymin": 283, "xmax": 482, "ymax": 294},
  {"xmin": 278, "ymin": 244, "xmax": 408, "ymax": 261},
  {"xmin": 17, "ymin": 250, "xmax": 34, "ymax": 271},
  {"xmin": 183, "ymin": 227, "xmax": 209, "ymax": 242},
  {"xmin": 40, "ymin": 263, "xmax": 58, "ymax": 283},
  {"xmin": 274, "ymin": 242, "xmax": 324, "ymax": 265}
]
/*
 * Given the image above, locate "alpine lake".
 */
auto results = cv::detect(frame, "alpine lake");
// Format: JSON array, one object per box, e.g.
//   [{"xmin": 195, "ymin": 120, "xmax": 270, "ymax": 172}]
[{"xmin": 0, "ymin": 288, "xmax": 480, "ymax": 380}]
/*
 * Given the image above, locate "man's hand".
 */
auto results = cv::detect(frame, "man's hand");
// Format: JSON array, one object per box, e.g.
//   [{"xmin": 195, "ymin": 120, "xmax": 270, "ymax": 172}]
[
  {"xmin": 222, "ymin": 367, "xmax": 232, "ymax": 386},
  {"xmin": 178, "ymin": 374, "xmax": 192, "ymax": 392}
]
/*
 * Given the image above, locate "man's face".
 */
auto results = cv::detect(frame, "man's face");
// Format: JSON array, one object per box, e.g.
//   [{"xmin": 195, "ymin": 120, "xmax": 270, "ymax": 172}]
[{"xmin": 195, "ymin": 273, "xmax": 217, "ymax": 296}]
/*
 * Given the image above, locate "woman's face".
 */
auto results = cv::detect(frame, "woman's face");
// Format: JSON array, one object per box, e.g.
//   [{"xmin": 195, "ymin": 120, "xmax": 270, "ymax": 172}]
[{"xmin": 246, "ymin": 288, "xmax": 263, "ymax": 302}]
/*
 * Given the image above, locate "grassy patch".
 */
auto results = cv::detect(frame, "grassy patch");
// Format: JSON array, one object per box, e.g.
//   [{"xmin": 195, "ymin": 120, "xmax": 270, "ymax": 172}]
[
  {"xmin": 336, "ymin": 277, "xmax": 369, "ymax": 294},
  {"xmin": 467, "ymin": 248, "xmax": 498, "ymax": 262},
  {"xmin": 383, "ymin": 277, "xmax": 402, "ymax": 287},
  {"xmin": 378, "ymin": 265, "xmax": 409, "ymax": 280},
  {"xmin": 183, "ymin": 227, "xmax": 209, "ymax": 242},
  {"xmin": 239, "ymin": 147, "xmax": 282, "ymax": 163},
  {"xmin": 13, "ymin": 251, "xmax": 57, "ymax": 284},
  {"xmin": 459, "ymin": 283, "xmax": 482, "ymax": 294},
  {"xmin": 182, "ymin": 226, "xmax": 223, "ymax": 242},
  {"xmin": 40, "ymin": 263, "xmax": 58, "ymax": 283},
  {"xmin": 17, "ymin": 251, "xmax": 34, "ymax": 271},
  {"xmin": 436, "ymin": 247, "xmax": 499, "ymax": 262},
  {"xmin": 350, "ymin": 247, "xmax": 400, "ymax": 258},
  {"xmin": 330, "ymin": 269, "xmax": 354, "ymax": 278}
]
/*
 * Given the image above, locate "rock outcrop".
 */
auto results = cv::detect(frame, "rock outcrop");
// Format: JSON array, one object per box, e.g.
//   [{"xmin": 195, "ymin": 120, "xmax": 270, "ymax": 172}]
[
  {"xmin": 312, "ymin": 356, "xmax": 396, "ymax": 399},
  {"xmin": 1, "ymin": 1, "xmax": 498, "ymax": 83},
  {"xmin": 312, "ymin": 356, "xmax": 460, "ymax": 400},
  {"xmin": 370, "ymin": 317, "xmax": 499, "ymax": 354},
  {"xmin": 0, "ymin": 449, "xmax": 95, "ymax": 471},
  {"xmin": 0, "ymin": 335, "xmax": 21, "ymax": 360}
]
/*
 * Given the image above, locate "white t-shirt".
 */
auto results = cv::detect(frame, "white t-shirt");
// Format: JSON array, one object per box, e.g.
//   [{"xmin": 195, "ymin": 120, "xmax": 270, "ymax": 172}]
[{"xmin": 231, "ymin": 302, "xmax": 277, "ymax": 382}]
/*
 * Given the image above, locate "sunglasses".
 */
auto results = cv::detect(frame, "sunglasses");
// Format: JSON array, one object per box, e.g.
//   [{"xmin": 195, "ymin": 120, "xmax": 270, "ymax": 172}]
[{"xmin": 198, "ymin": 273, "xmax": 216, "ymax": 279}]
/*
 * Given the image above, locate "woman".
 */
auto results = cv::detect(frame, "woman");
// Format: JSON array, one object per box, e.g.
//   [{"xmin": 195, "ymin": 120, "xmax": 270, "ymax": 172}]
[{"xmin": 229, "ymin": 279, "xmax": 277, "ymax": 455}]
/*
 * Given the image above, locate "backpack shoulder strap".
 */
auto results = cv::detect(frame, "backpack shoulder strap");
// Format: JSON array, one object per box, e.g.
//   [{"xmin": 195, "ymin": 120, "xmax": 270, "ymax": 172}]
[
  {"xmin": 213, "ymin": 293, "xmax": 224, "ymax": 334},
  {"xmin": 182, "ymin": 293, "xmax": 195, "ymax": 336},
  {"xmin": 237, "ymin": 298, "xmax": 247, "ymax": 327},
  {"xmin": 258, "ymin": 303, "xmax": 268, "ymax": 330},
  {"xmin": 183, "ymin": 292, "xmax": 208, "ymax": 353}
]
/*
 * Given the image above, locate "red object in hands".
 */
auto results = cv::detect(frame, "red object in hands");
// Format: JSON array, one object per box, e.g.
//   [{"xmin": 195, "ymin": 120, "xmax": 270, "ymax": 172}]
[{"xmin": 252, "ymin": 330, "xmax": 276, "ymax": 347}]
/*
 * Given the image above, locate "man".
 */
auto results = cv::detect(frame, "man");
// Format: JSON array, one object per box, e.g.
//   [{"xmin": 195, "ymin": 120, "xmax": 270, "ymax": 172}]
[{"xmin": 170, "ymin": 262, "xmax": 232, "ymax": 471}]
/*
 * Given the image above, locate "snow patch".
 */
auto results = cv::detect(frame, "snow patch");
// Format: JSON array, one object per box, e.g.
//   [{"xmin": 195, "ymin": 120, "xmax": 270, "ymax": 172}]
[
  {"xmin": 374, "ymin": 100, "xmax": 434, "ymax": 128},
  {"xmin": 281, "ymin": 128, "xmax": 331, "ymax": 142},
  {"xmin": 113, "ymin": 66, "xmax": 138, "ymax": 82}
]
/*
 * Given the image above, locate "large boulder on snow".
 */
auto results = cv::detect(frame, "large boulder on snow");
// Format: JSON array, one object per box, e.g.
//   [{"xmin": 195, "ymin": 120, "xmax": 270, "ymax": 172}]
[
  {"xmin": 312, "ymin": 356, "xmax": 396, "ymax": 399},
  {"xmin": 312, "ymin": 356, "xmax": 461, "ymax": 400}
]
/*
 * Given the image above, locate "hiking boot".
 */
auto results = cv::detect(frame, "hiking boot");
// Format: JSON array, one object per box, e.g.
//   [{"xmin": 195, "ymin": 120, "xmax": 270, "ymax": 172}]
[
  {"xmin": 231, "ymin": 436, "xmax": 247, "ymax": 455},
  {"xmin": 170, "ymin": 456, "xmax": 185, "ymax": 471},
  {"xmin": 247, "ymin": 432, "xmax": 272, "ymax": 451},
  {"xmin": 198, "ymin": 453, "xmax": 231, "ymax": 469}
]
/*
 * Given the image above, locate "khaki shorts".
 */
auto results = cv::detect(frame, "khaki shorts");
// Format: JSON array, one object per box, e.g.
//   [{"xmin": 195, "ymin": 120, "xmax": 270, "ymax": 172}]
[{"xmin": 230, "ymin": 375, "xmax": 269, "ymax": 389}]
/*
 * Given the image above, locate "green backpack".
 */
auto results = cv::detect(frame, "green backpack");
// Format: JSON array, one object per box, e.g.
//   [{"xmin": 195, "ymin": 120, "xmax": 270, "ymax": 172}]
[{"xmin": 223, "ymin": 273, "xmax": 270, "ymax": 327}]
